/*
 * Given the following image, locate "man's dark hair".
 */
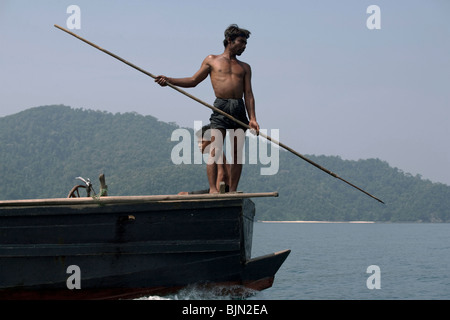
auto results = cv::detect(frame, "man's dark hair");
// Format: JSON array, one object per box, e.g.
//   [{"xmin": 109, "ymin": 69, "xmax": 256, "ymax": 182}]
[{"xmin": 223, "ymin": 24, "xmax": 251, "ymax": 48}]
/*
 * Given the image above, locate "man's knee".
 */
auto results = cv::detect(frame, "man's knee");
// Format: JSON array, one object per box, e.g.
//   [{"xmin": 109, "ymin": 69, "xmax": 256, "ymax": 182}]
[
  {"xmin": 228, "ymin": 128, "xmax": 246, "ymax": 164},
  {"xmin": 208, "ymin": 129, "xmax": 225, "ymax": 164}
]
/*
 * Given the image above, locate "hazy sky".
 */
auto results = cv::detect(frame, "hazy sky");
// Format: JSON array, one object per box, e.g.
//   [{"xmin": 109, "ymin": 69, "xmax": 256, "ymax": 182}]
[{"xmin": 1, "ymin": 0, "xmax": 449, "ymax": 185}]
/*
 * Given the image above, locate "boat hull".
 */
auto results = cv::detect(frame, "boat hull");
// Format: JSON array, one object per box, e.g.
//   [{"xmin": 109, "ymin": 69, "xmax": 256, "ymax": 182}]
[{"xmin": 0, "ymin": 194, "xmax": 290, "ymax": 299}]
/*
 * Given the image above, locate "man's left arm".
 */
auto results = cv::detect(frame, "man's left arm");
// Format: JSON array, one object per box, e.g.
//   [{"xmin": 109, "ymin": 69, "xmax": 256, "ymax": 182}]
[{"xmin": 243, "ymin": 64, "xmax": 259, "ymax": 134}]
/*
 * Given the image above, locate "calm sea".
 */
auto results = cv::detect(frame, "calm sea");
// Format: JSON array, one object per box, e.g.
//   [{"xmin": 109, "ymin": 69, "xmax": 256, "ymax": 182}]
[
  {"xmin": 250, "ymin": 222, "xmax": 450, "ymax": 300},
  {"xmin": 141, "ymin": 222, "xmax": 450, "ymax": 300}
]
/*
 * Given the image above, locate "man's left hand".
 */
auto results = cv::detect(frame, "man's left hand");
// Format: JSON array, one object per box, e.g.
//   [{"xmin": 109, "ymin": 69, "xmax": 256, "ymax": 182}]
[{"xmin": 249, "ymin": 119, "xmax": 260, "ymax": 136}]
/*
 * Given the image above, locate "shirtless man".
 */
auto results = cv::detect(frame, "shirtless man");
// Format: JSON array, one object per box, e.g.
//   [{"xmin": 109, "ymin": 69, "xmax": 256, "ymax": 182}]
[{"xmin": 155, "ymin": 24, "xmax": 260, "ymax": 193}]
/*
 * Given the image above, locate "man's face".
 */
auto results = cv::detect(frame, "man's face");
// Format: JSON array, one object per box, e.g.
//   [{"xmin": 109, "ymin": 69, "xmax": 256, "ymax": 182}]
[{"xmin": 231, "ymin": 36, "xmax": 247, "ymax": 56}]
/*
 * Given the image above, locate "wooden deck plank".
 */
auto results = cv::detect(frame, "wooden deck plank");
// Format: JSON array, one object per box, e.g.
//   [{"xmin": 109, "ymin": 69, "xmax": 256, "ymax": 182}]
[{"xmin": 0, "ymin": 192, "xmax": 278, "ymax": 207}]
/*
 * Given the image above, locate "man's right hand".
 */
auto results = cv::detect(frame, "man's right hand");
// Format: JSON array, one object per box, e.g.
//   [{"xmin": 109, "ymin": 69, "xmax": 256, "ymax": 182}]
[{"xmin": 155, "ymin": 75, "xmax": 170, "ymax": 87}]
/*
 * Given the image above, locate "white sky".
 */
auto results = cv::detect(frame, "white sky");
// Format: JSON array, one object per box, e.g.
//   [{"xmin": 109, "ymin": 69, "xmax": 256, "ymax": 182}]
[{"xmin": 1, "ymin": 0, "xmax": 449, "ymax": 185}]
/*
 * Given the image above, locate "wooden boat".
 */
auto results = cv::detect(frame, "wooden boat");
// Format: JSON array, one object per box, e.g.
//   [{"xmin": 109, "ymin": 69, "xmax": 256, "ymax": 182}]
[{"xmin": 0, "ymin": 192, "xmax": 290, "ymax": 299}]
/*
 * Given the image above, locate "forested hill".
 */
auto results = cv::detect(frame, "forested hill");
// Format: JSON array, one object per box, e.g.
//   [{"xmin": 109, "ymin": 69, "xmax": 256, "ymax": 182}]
[{"xmin": 1, "ymin": 105, "xmax": 449, "ymax": 222}]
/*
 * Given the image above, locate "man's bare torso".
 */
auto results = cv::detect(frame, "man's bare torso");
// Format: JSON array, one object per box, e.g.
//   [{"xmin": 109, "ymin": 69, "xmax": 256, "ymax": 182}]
[{"xmin": 205, "ymin": 54, "xmax": 249, "ymax": 100}]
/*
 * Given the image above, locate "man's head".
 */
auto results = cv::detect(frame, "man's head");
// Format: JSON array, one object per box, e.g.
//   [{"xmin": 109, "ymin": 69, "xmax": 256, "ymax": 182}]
[{"xmin": 223, "ymin": 24, "xmax": 251, "ymax": 52}]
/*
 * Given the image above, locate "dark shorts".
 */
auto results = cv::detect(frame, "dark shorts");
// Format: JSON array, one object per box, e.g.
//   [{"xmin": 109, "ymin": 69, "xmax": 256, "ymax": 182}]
[{"xmin": 209, "ymin": 98, "xmax": 249, "ymax": 131}]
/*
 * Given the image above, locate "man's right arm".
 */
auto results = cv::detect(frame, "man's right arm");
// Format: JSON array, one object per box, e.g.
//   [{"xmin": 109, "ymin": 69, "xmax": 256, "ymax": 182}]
[{"xmin": 155, "ymin": 55, "xmax": 212, "ymax": 88}]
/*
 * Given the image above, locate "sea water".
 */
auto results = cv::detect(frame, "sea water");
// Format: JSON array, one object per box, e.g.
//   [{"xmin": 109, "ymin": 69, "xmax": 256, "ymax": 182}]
[
  {"xmin": 140, "ymin": 222, "xmax": 450, "ymax": 300},
  {"xmin": 250, "ymin": 222, "xmax": 450, "ymax": 300}
]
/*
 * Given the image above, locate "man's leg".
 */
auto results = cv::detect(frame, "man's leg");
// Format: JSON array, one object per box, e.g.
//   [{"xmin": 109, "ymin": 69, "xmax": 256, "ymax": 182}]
[
  {"xmin": 218, "ymin": 154, "xmax": 230, "ymax": 191},
  {"xmin": 207, "ymin": 128, "xmax": 225, "ymax": 193},
  {"xmin": 228, "ymin": 129, "xmax": 246, "ymax": 192}
]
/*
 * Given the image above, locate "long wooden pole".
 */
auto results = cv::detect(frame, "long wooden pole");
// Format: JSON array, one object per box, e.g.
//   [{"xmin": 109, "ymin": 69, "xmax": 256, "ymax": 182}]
[
  {"xmin": 0, "ymin": 192, "xmax": 279, "ymax": 207},
  {"xmin": 54, "ymin": 24, "xmax": 385, "ymax": 204}
]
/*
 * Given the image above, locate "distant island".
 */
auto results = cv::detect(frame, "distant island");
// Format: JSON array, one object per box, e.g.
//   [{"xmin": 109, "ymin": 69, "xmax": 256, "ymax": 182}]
[{"xmin": 1, "ymin": 105, "xmax": 449, "ymax": 222}]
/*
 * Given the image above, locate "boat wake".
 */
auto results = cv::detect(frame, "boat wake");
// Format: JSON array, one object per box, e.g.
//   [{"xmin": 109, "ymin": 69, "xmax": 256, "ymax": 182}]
[{"xmin": 134, "ymin": 284, "xmax": 258, "ymax": 300}]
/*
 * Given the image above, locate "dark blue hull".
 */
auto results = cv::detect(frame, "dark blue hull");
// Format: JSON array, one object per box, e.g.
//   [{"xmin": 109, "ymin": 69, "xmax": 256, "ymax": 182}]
[{"xmin": 0, "ymin": 193, "xmax": 289, "ymax": 299}]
